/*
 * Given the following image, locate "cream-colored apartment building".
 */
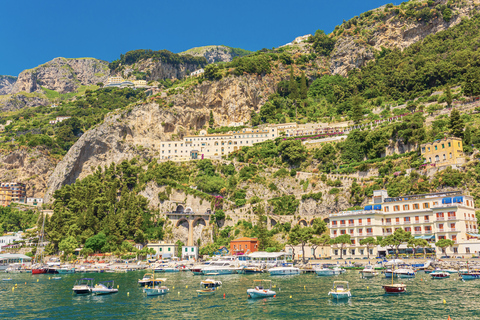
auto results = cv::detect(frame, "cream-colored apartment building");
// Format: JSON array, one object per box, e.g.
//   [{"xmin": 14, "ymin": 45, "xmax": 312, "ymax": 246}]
[
  {"xmin": 159, "ymin": 127, "xmax": 278, "ymax": 160},
  {"xmin": 329, "ymin": 190, "xmax": 479, "ymax": 258}
]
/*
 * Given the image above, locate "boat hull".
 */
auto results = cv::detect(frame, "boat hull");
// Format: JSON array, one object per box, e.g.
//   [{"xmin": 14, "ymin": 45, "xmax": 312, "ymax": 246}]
[
  {"xmin": 72, "ymin": 288, "xmax": 91, "ymax": 294},
  {"xmin": 202, "ymin": 269, "xmax": 236, "ymax": 275},
  {"xmin": 144, "ymin": 288, "xmax": 169, "ymax": 296},
  {"xmin": 396, "ymin": 273, "xmax": 415, "ymax": 279},
  {"xmin": 197, "ymin": 289, "xmax": 216, "ymax": 296},
  {"xmin": 360, "ymin": 271, "xmax": 377, "ymax": 278},
  {"xmin": 92, "ymin": 289, "xmax": 118, "ymax": 295},
  {"xmin": 329, "ymin": 292, "xmax": 351, "ymax": 299},
  {"xmin": 461, "ymin": 273, "xmax": 480, "ymax": 280},
  {"xmin": 32, "ymin": 268, "xmax": 47, "ymax": 275},
  {"xmin": 383, "ymin": 285, "xmax": 406, "ymax": 294},
  {"xmin": 431, "ymin": 273, "xmax": 450, "ymax": 279},
  {"xmin": 57, "ymin": 269, "xmax": 75, "ymax": 274},
  {"xmin": 247, "ymin": 289, "xmax": 276, "ymax": 298}
]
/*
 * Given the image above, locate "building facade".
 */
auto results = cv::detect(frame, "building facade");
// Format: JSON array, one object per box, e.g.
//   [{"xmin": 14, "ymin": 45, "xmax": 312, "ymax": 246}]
[
  {"xmin": 146, "ymin": 242, "xmax": 178, "ymax": 258},
  {"xmin": 421, "ymin": 137, "xmax": 465, "ymax": 166},
  {"xmin": 159, "ymin": 127, "xmax": 278, "ymax": 161},
  {"xmin": 329, "ymin": 190, "xmax": 479, "ymax": 258},
  {"xmin": 0, "ymin": 183, "xmax": 26, "ymax": 206},
  {"xmin": 182, "ymin": 246, "xmax": 199, "ymax": 260},
  {"xmin": 230, "ymin": 237, "xmax": 259, "ymax": 255}
]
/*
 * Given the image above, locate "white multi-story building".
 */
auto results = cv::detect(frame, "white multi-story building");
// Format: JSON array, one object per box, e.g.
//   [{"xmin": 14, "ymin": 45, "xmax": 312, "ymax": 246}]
[
  {"xmin": 146, "ymin": 242, "xmax": 178, "ymax": 258},
  {"xmin": 182, "ymin": 246, "xmax": 199, "ymax": 260},
  {"xmin": 329, "ymin": 190, "xmax": 479, "ymax": 258},
  {"xmin": 159, "ymin": 127, "xmax": 278, "ymax": 161}
]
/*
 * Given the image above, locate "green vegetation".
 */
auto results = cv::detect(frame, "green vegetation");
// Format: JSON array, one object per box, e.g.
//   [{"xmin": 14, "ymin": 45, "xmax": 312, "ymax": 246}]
[
  {"xmin": 0, "ymin": 206, "xmax": 38, "ymax": 234},
  {"xmin": 1, "ymin": 88, "xmax": 146, "ymax": 155},
  {"xmin": 109, "ymin": 49, "xmax": 207, "ymax": 71}
]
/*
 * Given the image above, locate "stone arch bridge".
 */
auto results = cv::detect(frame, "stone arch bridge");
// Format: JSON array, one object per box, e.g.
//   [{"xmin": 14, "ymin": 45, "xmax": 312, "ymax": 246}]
[{"xmin": 166, "ymin": 204, "xmax": 213, "ymax": 246}]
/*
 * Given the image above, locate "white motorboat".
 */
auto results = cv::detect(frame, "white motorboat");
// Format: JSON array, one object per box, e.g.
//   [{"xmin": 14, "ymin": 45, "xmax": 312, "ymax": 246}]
[
  {"xmin": 92, "ymin": 280, "xmax": 118, "ymax": 295},
  {"xmin": 328, "ymin": 281, "xmax": 351, "ymax": 300},
  {"xmin": 191, "ymin": 262, "xmax": 211, "ymax": 275},
  {"xmin": 360, "ymin": 265, "xmax": 378, "ymax": 278},
  {"xmin": 201, "ymin": 261, "xmax": 239, "ymax": 275},
  {"xmin": 394, "ymin": 268, "xmax": 416, "ymax": 279},
  {"xmin": 72, "ymin": 278, "xmax": 94, "ymax": 294},
  {"xmin": 247, "ymin": 280, "xmax": 276, "ymax": 298},
  {"xmin": 315, "ymin": 266, "xmax": 345, "ymax": 276},
  {"xmin": 144, "ymin": 278, "xmax": 169, "ymax": 296},
  {"xmin": 268, "ymin": 265, "xmax": 300, "ymax": 276}
]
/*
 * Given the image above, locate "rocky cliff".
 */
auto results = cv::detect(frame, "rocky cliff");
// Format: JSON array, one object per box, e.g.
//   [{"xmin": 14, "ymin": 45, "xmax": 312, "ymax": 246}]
[
  {"xmin": 11, "ymin": 57, "xmax": 109, "ymax": 94},
  {"xmin": 0, "ymin": 76, "xmax": 17, "ymax": 95},
  {"xmin": 43, "ymin": 73, "xmax": 278, "ymax": 202},
  {"xmin": 0, "ymin": 93, "xmax": 49, "ymax": 112},
  {"xmin": 0, "ymin": 148, "xmax": 58, "ymax": 198},
  {"xmin": 330, "ymin": 0, "xmax": 480, "ymax": 76},
  {"xmin": 179, "ymin": 45, "xmax": 252, "ymax": 63},
  {"xmin": 121, "ymin": 58, "xmax": 203, "ymax": 81}
]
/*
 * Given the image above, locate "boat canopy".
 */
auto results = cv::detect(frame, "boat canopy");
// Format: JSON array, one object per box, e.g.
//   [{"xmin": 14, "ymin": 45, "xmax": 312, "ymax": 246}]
[
  {"xmin": 373, "ymin": 204, "xmax": 382, "ymax": 210},
  {"xmin": 453, "ymin": 196, "xmax": 463, "ymax": 203},
  {"xmin": 442, "ymin": 197, "xmax": 452, "ymax": 204},
  {"xmin": 364, "ymin": 205, "xmax": 372, "ymax": 211}
]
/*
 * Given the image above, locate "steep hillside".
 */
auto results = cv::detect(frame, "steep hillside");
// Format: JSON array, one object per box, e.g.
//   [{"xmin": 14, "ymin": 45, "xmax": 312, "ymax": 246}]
[
  {"xmin": 0, "ymin": 75, "xmax": 17, "ymax": 95},
  {"xmin": 11, "ymin": 57, "xmax": 109, "ymax": 94},
  {"xmin": 329, "ymin": 0, "xmax": 480, "ymax": 75},
  {"xmin": 108, "ymin": 49, "xmax": 207, "ymax": 81},
  {"xmin": 179, "ymin": 45, "xmax": 252, "ymax": 63}
]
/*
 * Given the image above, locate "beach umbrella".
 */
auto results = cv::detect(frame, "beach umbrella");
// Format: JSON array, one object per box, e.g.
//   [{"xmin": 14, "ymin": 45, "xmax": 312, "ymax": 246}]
[{"xmin": 385, "ymin": 259, "xmax": 405, "ymax": 266}]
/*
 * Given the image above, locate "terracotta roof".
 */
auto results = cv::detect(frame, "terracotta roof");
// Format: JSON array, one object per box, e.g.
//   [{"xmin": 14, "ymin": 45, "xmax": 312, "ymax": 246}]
[{"xmin": 230, "ymin": 237, "xmax": 258, "ymax": 242}]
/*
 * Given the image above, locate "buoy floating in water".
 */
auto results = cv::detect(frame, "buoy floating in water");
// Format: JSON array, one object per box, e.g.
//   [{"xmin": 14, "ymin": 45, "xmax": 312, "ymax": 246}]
[
  {"xmin": 127, "ymin": 292, "xmax": 129, "ymax": 296},
  {"xmin": 223, "ymin": 293, "xmax": 226, "ymax": 299},
  {"xmin": 37, "ymin": 279, "xmax": 39, "ymax": 282},
  {"xmin": 186, "ymin": 285, "xmax": 188, "ymax": 289},
  {"xmin": 290, "ymin": 295, "xmax": 292, "ymax": 299},
  {"xmin": 273, "ymin": 295, "xmax": 276, "ymax": 298},
  {"xmin": 367, "ymin": 286, "xmax": 369, "ymax": 290},
  {"xmin": 443, "ymin": 299, "xmax": 446, "ymax": 304}
]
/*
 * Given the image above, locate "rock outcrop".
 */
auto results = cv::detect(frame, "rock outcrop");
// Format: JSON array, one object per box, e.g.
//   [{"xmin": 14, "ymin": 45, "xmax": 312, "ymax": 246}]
[
  {"xmin": 330, "ymin": 0, "xmax": 479, "ymax": 75},
  {"xmin": 0, "ymin": 148, "xmax": 58, "ymax": 198},
  {"xmin": 0, "ymin": 76, "xmax": 17, "ymax": 95},
  {"xmin": 121, "ymin": 58, "xmax": 204, "ymax": 82},
  {"xmin": 43, "ymin": 73, "xmax": 276, "ymax": 202},
  {"xmin": 179, "ymin": 45, "xmax": 252, "ymax": 64},
  {"xmin": 11, "ymin": 57, "xmax": 109, "ymax": 94},
  {"xmin": 0, "ymin": 94, "xmax": 49, "ymax": 112}
]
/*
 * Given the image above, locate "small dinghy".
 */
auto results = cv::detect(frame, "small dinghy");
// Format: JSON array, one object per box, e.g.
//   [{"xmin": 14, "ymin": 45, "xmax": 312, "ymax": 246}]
[
  {"xmin": 196, "ymin": 279, "xmax": 222, "ymax": 296},
  {"xmin": 247, "ymin": 280, "xmax": 276, "ymax": 299},
  {"xmin": 431, "ymin": 272, "xmax": 450, "ymax": 279},
  {"xmin": 92, "ymin": 280, "xmax": 118, "ymax": 295}
]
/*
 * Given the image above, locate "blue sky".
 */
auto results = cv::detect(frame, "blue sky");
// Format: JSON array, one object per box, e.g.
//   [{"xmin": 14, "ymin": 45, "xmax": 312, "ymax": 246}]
[{"xmin": 1, "ymin": 0, "xmax": 391, "ymax": 76}]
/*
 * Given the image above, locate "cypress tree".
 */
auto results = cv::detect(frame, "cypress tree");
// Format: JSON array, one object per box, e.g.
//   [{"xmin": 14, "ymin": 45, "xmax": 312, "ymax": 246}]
[
  {"xmin": 352, "ymin": 100, "xmax": 364, "ymax": 123},
  {"xmin": 208, "ymin": 110, "xmax": 214, "ymax": 127},
  {"xmin": 449, "ymin": 108, "xmax": 464, "ymax": 138},
  {"xmin": 289, "ymin": 65, "xmax": 299, "ymax": 100},
  {"xmin": 300, "ymin": 72, "xmax": 308, "ymax": 99},
  {"xmin": 445, "ymin": 86, "xmax": 452, "ymax": 106},
  {"xmin": 464, "ymin": 125, "xmax": 471, "ymax": 146}
]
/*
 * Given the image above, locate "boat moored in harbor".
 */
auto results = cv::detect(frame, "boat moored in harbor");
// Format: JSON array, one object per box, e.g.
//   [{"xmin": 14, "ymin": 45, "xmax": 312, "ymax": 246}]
[
  {"xmin": 92, "ymin": 280, "xmax": 118, "ymax": 295},
  {"xmin": 72, "ymin": 278, "xmax": 94, "ymax": 294},
  {"xmin": 247, "ymin": 280, "xmax": 276, "ymax": 298},
  {"xmin": 328, "ymin": 281, "xmax": 351, "ymax": 300}
]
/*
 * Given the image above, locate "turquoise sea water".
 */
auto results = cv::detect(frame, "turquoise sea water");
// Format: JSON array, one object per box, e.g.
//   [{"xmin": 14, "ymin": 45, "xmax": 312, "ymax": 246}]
[{"xmin": 0, "ymin": 270, "xmax": 479, "ymax": 319}]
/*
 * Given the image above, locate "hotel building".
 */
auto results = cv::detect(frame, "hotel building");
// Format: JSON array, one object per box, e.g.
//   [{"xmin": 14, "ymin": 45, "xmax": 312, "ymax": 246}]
[
  {"xmin": 159, "ymin": 127, "xmax": 278, "ymax": 160},
  {"xmin": 329, "ymin": 190, "xmax": 479, "ymax": 258},
  {"xmin": 0, "ymin": 183, "xmax": 26, "ymax": 206}
]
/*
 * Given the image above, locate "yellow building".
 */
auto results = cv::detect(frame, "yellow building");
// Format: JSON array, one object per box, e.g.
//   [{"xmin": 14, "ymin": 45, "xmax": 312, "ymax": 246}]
[
  {"xmin": 0, "ymin": 187, "xmax": 12, "ymax": 207},
  {"xmin": 420, "ymin": 137, "xmax": 465, "ymax": 166}
]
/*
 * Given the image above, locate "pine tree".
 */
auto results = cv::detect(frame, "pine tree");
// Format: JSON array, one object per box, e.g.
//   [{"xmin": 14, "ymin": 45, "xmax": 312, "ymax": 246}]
[
  {"xmin": 208, "ymin": 110, "xmax": 214, "ymax": 127},
  {"xmin": 289, "ymin": 65, "xmax": 299, "ymax": 100},
  {"xmin": 449, "ymin": 108, "xmax": 464, "ymax": 138},
  {"xmin": 300, "ymin": 72, "xmax": 308, "ymax": 99},
  {"xmin": 445, "ymin": 86, "xmax": 452, "ymax": 106}
]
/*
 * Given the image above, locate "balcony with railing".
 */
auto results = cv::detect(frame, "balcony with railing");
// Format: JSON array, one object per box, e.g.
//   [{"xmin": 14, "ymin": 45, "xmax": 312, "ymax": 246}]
[
  {"xmin": 450, "ymin": 228, "xmax": 458, "ymax": 232},
  {"xmin": 383, "ymin": 191, "xmax": 463, "ymax": 203},
  {"xmin": 366, "ymin": 232, "xmax": 373, "ymax": 236},
  {"xmin": 404, "ymin": 221, "xmax": 411, "ymax": 224},
  {"xmin": 447, "ymin": 216, "xmax": 457, "ymax": 220},
  {"xmin": 413, "ymin": 230, "xmax": 422, "ymax": 234},
  {"xmin": 424, "ymin": 230, "xmax": 432, "ymax": 234},
  {"xmin": 385, "ymin": 222, "xmax": 391, "ymax": 225},
  {"xmin": 436, "ymin": 217, "xmax": 445, "ymax": 221},
  {"xmin": 384, "ymin": 232, "xmax": 392, "ymax": 236},
  {"xmin": 329, "ymin": 210, "xmax": 383, "ymax": 217},
  {"xmin": 348, "ymin": 223, "xmax": 354, "ymax": 227}
]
